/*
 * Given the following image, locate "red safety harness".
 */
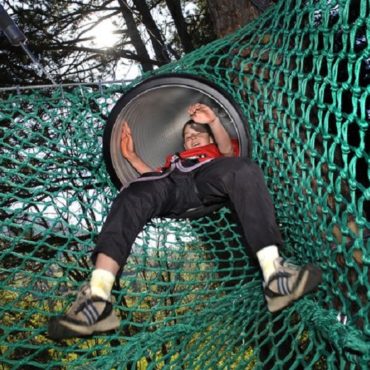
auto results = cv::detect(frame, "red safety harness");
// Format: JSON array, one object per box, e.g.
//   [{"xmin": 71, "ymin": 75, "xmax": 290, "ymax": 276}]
[
  {"xmin": 121, "ymin": 140, "xmax": 239, "ymax": 190},
  {"xmin": 161, "ymin": 140, "xmax": 240, "ymax": 171}
]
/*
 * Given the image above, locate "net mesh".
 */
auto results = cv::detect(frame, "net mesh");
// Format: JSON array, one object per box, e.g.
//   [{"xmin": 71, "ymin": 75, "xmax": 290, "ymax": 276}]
[{"xmin": 1, "ymin": 0, "xmax": 369, "ymax": 368}]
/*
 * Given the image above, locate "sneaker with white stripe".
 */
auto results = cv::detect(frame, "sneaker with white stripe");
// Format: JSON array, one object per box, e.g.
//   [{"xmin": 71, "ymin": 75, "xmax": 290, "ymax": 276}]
[
  {"xmin": 264, "ymin": 258, "xmax": 322, "ymax": 312},
  {"xmin": 48, "ymin": 284, "xmax": 120, "ymax": 340}
]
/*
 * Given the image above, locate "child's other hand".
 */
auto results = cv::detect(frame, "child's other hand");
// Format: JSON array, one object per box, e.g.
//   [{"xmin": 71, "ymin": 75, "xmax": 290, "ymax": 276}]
[
  {"xmin": 188, "ymin": 103, "xmax": 216, "ymax": 125},
  {"xmin": 121, "ymin": 121, "xmax": 136, "ymax": 160}
]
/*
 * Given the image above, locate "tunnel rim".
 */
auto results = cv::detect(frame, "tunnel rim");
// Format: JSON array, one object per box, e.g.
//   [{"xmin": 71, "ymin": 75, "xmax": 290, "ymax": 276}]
[{"xmin": 103, "ymin": 73, "xmax": 251, "ymax": 219}]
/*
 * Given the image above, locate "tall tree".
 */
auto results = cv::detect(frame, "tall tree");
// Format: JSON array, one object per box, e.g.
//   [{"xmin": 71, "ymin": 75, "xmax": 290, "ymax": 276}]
[
  {"xmin": 206, "ymin": 0, "xmax": 273, "ymax": 37},
  {"xmin": 118, "ymin": 0, "xmax": 154, "ymax": 72},
  {"xmin": 164, "ymin": 0, "xmax": 194, "ymax": 53},
  {"xmin": 132, "ymin": 0, "xmax": 171, "ymax": 63}
]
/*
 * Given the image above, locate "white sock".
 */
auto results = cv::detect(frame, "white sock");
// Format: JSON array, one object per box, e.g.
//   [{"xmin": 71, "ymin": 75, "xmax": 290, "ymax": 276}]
[
  {"xmin": 90, "ymin": 268, "xmax": 115, "ymax": 300},
  {"xmin": 256, "ymin": 245, "xmax": 280, "ymax": 282}
]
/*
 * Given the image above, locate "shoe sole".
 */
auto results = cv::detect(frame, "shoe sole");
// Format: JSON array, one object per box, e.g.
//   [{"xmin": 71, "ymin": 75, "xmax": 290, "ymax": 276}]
[
  {"xmin": 267, "ymin": 264, "xmax": 322, "ymax": 312},
  {"xmin": 48, "ymin": 312, "xmax": 120, "ymax": 340}
]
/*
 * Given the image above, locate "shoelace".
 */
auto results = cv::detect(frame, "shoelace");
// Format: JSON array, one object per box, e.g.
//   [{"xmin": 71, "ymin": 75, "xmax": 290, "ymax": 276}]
[
  {"xmin": 59, "ymin": 284, "xmax": 92, "ymax": 314},
  {"xmin": 279, "ymin": 258, "xmax": 301, "ymax": 271}
]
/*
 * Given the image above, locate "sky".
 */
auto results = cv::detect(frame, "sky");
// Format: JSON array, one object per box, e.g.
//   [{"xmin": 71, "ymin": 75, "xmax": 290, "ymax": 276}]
[{"xmin": 79, "ymin": 1, "xmax": 199, "ymax": 81}]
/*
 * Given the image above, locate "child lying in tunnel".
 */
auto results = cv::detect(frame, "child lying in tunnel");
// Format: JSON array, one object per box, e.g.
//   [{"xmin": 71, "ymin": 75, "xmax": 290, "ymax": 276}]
[{"xmin": 48, "ymin": 103, "xmax": 322, "ymax": 340}]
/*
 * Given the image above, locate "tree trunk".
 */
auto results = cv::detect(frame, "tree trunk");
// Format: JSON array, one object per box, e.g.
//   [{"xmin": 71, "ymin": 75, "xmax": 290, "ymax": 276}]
[
  {"xmin": 117, "ymin": 0, "xmax": 153, "ymax": 72},
  {"xmin": 132, "ymin": 0, "xmax": 171, "ymax": 64},
  {"xmin": 164, "ymin": 0, "xmax": 194, "ymax": 53},
  {"xmin": 206, "ymin": 0, "xmax": 272, "ymax": 38}
]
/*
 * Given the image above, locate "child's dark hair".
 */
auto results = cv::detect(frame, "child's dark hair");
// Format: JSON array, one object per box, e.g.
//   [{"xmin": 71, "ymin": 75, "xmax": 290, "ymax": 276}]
[{"xmin": 182, "ymin": 120, "xmax": 215, "ymax": 141}]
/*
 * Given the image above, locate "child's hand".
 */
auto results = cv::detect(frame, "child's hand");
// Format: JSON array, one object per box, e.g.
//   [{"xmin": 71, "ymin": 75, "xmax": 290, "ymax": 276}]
[
  {"xmin": 121, "ymin": 121, "xmax": 136, "ymax": 160},
  {"xmin": 120, "ymin": 121, "xmax": 153, "ymax": 174},
  {"xmin": 188, "ymin": 103, "xmax": 217, "ymax": 125}
]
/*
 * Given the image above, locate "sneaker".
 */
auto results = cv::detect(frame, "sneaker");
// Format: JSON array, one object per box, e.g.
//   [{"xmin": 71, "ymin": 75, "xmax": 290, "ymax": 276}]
[
  {"xmin": 48, "ymin": 284, "xmax": 120, "ymax": 340},
  {"xmin": 264, "ymin": 258, "xmax": 322, "ymax": 312}
]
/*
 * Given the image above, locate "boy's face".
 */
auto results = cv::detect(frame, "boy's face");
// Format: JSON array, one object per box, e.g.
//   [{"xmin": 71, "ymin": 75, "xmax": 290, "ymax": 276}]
[{"xmin": 183, "ymin": 125, "xmax": 213, "ymax": 150}]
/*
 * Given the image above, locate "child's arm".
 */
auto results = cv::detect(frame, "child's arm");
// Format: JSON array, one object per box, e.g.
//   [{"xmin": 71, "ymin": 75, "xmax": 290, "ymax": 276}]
[
  {"xmin": 121, "ymin": 122, "xmax": 154, "ymax": 174},
  {"xmin": 188, "ymin": 103, "xmax": 234, "ymax": 157}
]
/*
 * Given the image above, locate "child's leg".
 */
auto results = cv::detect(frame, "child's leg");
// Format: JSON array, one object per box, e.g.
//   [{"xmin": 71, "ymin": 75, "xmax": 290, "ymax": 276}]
[
  {"xmin": 86, "ymin": 179, "xmax": 182, "ymax": 304},
  {"xmin": 48, "ymin": 173, "xmax": 202, "ymax": 339},
  {"xmin": 92, "ymin": 179, "xmax": 182, "ymax": 268},
  {"xmin": 93, "ymin": 172, "xmax": 202, "ymax": 265},
  {"xmin": 194, "ymin": 157, "xmax": 322, "ymax": 312},
  {"xmin": 194, "ymin": 157, "xmax": 283, "ymax": 254}
]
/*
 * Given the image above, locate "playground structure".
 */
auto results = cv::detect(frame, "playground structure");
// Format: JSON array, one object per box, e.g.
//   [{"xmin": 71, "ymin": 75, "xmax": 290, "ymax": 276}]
[{"xmin": 1, "ymin": 0, "xmax": 369, "ymax": 368}]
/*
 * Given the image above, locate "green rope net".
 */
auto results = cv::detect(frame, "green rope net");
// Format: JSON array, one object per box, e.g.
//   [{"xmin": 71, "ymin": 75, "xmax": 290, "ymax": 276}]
[{"xmin": 1, "ymin": 0, "xmax": 369, "ymax": 368}]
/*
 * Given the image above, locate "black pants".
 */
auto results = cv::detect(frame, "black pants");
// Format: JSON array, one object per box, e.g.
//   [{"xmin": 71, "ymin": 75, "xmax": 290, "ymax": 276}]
[{"xmin": 92, "ymin": 157, "xmax": 283, "ymax": 266}]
